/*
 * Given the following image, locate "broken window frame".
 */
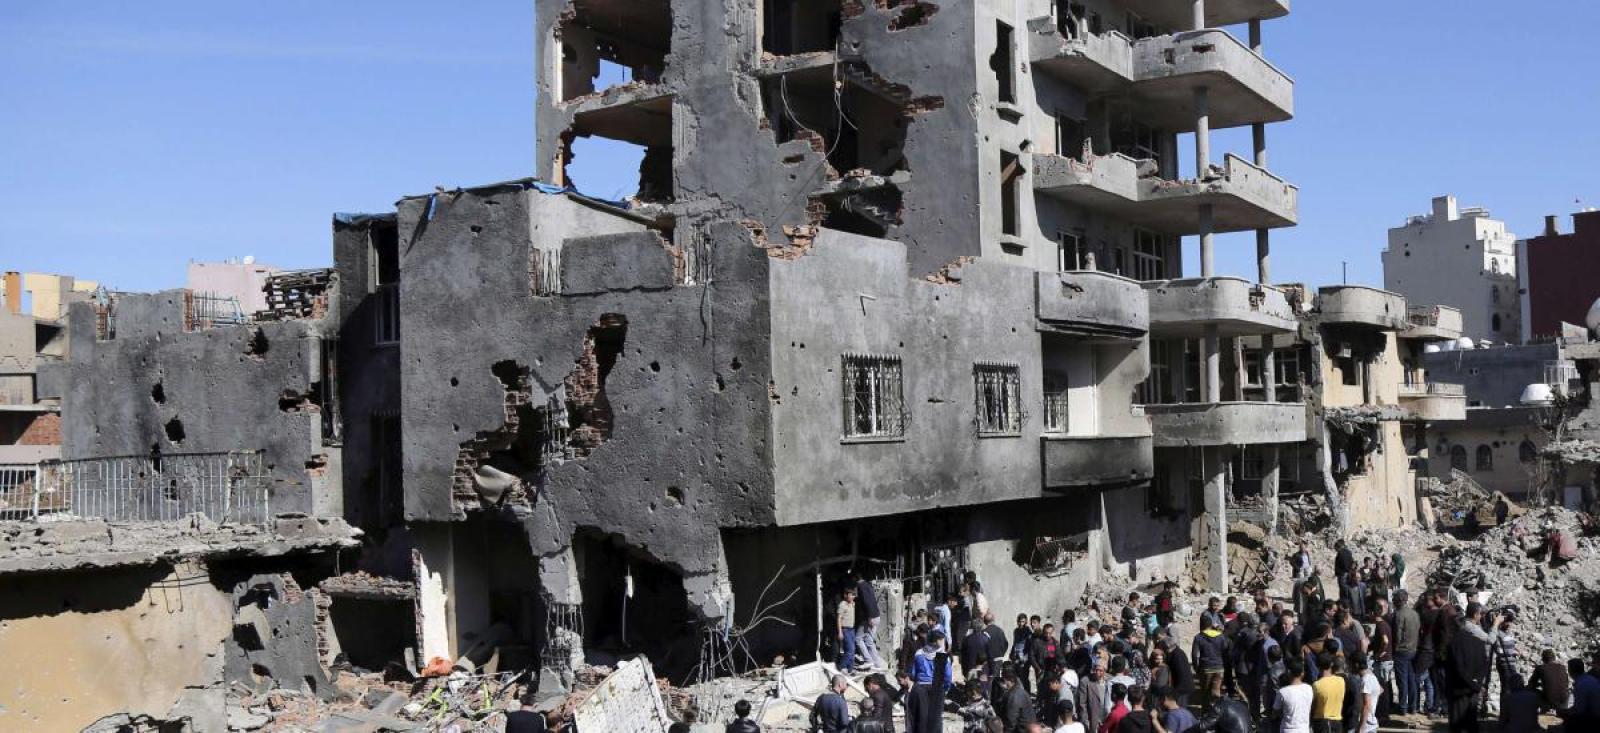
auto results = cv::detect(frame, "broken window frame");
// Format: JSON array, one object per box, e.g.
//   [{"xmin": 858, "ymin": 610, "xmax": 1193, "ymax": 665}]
[
  {"xmin": 1042, "ymin": 370, "xmax": 1069, "ymax": 433},
  {"xmin": 1055, "ymin": 114, "xmax": 1087, "ymax": 162},
  {"xmin": 999, "ymin": 150, "xmax": 1023, "ymax": 238},
  {"xmin": 842, "ymin": 354, "xmax": 906, "ymax": 440},
  {"xmin": 1057, "ymin": 231, "xmax": 1084, "ymax": 272},
  {"xmin": 1139, "ymin": 339, "xmax": 1172, "ymax": 405},
  {"xmin": 991, "ymin": 21, "xmax": 1017, "ymax": 105},
  {"xmin": 1449, "ymin": 444, "xmax": 1468, "ymax": 472},
  {"xmin": 1239, "ymin": 446, "xmax": 1267, "ymax": 481},
  {"xmin": 373, "ymin": 283, "xmax": 400, "ymax": 346},
  {"xmin": 1131, "ymin": 229, "xmax": 1165, "ymax": 281},
  {"xmin": 1475, "ymin": 444, "xmax": 1493, "ymax": 472},
  {"xmin": 973, "ymin": 362, "xmax": 1023, "ymax": 436}
]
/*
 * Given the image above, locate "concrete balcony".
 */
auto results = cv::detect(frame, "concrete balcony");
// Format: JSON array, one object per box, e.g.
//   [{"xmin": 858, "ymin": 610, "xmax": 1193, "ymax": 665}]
[
  {"xmin": 1398, "ymin": 382, "xmax": 1467, "ymax": 422},
  {"xmin": 1131, "ymin": 30, "xmax": 1294, "ymax": 131},
  {"xmin": 1027, "ymin": 19, "xmax": 1133, "ymax": 93},
  {"xmin": 1033, "ymin": 152, "xmax": 1145, "ymax": 208},
  {"xmin": 1035, "ymin": 153, "xmax": 1297, "ymax": 235},
  {"xmin": 1317, "ymin": 286, "xmax": 1409, "ymax": 330},
  {"xmin": 1144, "ymin": 277, "xmax": 1296, "ymax": 337},
  {"xmin": 1402, "ymin": 305, "xmax": 1464, "ymax": 341},
  {"xmin": 1041, "ymin": 433, "xmax": 1154, "ymax": 490},
  {"xmin": 1117, "ymin": 0, "xmax": 1290, "ymax": 30},
  {"xmin": 1147, "ymin": 401, "xmax": 1306, "ymax": 447},
  {"xmin": 1139, "ymin": 155, "xmax": 1298, "ymax": 233},
  {"xmin": 1036, "ymin": 270, "xmax": 1149, "ymax": 339}
]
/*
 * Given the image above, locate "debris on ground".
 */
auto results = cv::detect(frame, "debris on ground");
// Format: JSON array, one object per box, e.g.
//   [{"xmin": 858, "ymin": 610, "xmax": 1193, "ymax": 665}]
[{"xmin": 1428, "ymin": 505, "xmax": 1600, "ymax": 659}]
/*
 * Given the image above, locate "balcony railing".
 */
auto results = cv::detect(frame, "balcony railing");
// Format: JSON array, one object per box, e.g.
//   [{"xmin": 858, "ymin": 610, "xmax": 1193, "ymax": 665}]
[
  {"xmin": 1398, "ymin": 382, "xmax": 1465, "ymax": 397},
  {"xmin": 0, "ymin": 452, "xmax": 270, "ymax": 524}
]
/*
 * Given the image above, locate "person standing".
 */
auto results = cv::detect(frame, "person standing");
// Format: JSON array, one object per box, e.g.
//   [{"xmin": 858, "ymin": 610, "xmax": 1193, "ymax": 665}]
[
  {"xmin": 810, "ymin": 674, "xmax": 853, "ymax": 733},
  {"xmin": 1443, "ymin": 605, "xmax": 1491, "ymax": 733},
  {"xmin": 1191, "ymin": 616, "xmax": 1229, "ymax": 708},
  {"xmin": 906, "ymin": 654, "xmax": 951, "ymax": 733},
  {"xmin": 1274, "ymin": 660, "xmax": 1315, "ymax": 733},
  {"xmin": 1155, "ymin": 582, "xmax": 1177, "ymax": 629},
  {"xmin": 1529, "ymin": 648, "xmax": 1570, "ymax": 714},
  {"xmin": 836, "ymin": 586, "xmax": 858, "ymax": 673},
  {"xmin": 724, "ymin": 699, "xmax": 761, "ymax": 733},
  {"xmin": 1391, "ymin": 591, "xmax": 1420, "ymax": 716},
  {"xmin": 1367, "ymin": 598, "xmax": 1394, "ymax": 718},
  {"xmin": 1115, "ymin": 686, "xmax": 1154, "ymax": 733},
  {"xmin": 1078, "ymin": 663, "xmax": 1110, "ymax": 733},
  {"xmin": 1357, "ymin": 655, "xmax": 1382, "ymax": 733},
  {"xmin": 1164, "ymin": 637, "xmax": 1195, "ymax": 708},
  {"xmin": 1097, "ymin": 683, "xmax": 1129, "ymax": 733},
  {"xmin": 852, "ymin": 571, "xmax": 886, "ymax": 671},
  {"xmin": 1153, "ymin": 687, "xmax": 1195, "ymax": 733},
  {"xmin": 1310, "ymin": 654, "xmax": 1346, "ymax": 733},
  {"xmin": 1000, "ymin": 671, "xmax": 1039, "ymax": 733},
  {"xmin": 1334, "ymin": 540, "xmax": 1355, "ymax": 580}
]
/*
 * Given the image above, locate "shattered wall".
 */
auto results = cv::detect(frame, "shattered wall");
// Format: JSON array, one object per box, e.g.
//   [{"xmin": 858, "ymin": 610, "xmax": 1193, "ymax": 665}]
[
  {"xmin": 58, "ymin": 292, "xmax": 337, "ymax": 515},
  {"xmin": 768, "ymin": 228, "xmax": 1152, "ymax": 524},
  {"xmin": 396, "ymin": 186, "xmax": 776, "ymax": 617},
  {"xmin": 0, "ymin": 561, "xmax": 233, "ymax": 732},
  {"xmin": 535, "ymin": 0, "xmax": 981, "ymax": 278}
]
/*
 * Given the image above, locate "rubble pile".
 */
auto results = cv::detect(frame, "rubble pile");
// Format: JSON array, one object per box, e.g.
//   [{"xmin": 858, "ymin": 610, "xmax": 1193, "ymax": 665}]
[
  {"xmin": 226, "ymin": 667, "xmax": 529, "ymax": 732},
  {"xmin": 1428, "ymin": 506, "xmax": 1600, "ymax": 659}
]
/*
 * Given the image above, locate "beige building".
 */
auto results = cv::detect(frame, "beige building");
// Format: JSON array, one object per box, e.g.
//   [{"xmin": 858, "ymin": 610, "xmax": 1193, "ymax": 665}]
[
  {"xmin": 1382, "ymin": 195, "xmax": 1520, "ymax": 344},
  {"xmin": 0, "ymin": 272, "xmax": 96, "ymax": 467}
]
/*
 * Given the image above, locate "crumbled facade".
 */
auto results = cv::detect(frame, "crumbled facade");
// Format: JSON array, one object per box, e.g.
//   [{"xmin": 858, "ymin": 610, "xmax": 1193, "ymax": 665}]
[{"xmin": 7, "ymin": 0, "xmax": 1523, "ymax": 728}]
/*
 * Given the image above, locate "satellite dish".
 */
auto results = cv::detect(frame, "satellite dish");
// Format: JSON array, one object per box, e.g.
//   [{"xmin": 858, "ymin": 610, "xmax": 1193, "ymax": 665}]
[
  {"xmin": 1455, "ymin": 337, "xmax": 1476, "ymax": 350},
  {"xmin": 243, "ymin": 255, "xmax": 256, "ymax": 265},
  {"xmin": 1520, "ymin": 383, "xmax": 1554, "ymax": 405},
  {"xmin": 1423, "ymin": 343, "xmax": 1441, "ymax": 353},
  {"xmin": 1586, "ymin": 297, "xmax": 1600, "ymax": 333}
]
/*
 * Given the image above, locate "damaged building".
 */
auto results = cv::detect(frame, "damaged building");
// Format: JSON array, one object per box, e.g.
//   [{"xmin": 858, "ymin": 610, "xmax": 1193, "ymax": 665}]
[{"xmin": 2, "ymin": 0, "xmax": 1521, "ymax": 728}]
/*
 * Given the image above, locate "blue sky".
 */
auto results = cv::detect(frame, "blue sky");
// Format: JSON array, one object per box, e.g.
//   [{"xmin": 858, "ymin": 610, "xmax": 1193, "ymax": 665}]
[{"xmin": 3, "ymin": 1, "xmax": 1597, "ymax": 292}]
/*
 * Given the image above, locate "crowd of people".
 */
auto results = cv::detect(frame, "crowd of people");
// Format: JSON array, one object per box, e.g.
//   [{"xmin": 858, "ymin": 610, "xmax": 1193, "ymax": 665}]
[{"xmin": 716, "ymin": 545, "xmax": 1600, "ymax": 733}]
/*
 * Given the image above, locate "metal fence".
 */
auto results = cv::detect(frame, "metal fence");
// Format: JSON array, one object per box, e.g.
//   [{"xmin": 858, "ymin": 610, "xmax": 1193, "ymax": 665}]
[{"xmin": 0, "ymin": 451, "xmax": 270, "ymax": 524}]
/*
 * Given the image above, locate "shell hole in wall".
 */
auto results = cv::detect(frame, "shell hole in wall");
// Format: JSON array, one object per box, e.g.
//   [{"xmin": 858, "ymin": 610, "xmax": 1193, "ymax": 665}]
[{"xmin": 164, "ymin": 418, "xmax": 186, "ymax": 444}]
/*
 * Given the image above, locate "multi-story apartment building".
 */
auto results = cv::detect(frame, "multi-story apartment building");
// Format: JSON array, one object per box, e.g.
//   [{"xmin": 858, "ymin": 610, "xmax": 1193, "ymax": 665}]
[
  {"xmin": 32, "ymin": 0, "xmax": 1357, "ymax": 711},
  {"xmin": 1382, "ymin": 195, "xmax": 1520, "ymax": 344}
]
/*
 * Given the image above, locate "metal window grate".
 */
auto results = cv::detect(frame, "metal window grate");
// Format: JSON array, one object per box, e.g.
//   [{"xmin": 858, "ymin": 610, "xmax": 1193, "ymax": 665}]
[
  {"xmin": 531, "ymin": 246, "xmax": 563, "ymax": 297},
  {"xmin": 974, "ymin": 362, "xmax": 1022, "ymax": 434},
  {"xmin": 843, "ymin": 354, "xmax": 905, "ymax": 438},
  {"xmin": 4, "ymin": 452, "xmax": 270, "ymax": 524}
]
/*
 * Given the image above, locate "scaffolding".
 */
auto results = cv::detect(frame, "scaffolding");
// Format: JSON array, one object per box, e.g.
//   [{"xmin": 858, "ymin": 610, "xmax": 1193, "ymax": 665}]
[{"xmin": 184, "ymin": 290, "xmax": 251, "ymax": 331}]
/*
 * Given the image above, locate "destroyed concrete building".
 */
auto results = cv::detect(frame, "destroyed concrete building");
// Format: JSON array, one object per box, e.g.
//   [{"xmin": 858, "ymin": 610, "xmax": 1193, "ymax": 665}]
[{"xmin": 4, "ymin": 0, "xmax": 1531, "ymax": 727}]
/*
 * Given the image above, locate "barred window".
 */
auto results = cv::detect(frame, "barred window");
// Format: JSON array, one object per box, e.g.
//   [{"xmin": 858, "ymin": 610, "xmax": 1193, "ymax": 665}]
[
  {"xmin": 1042, "ymin": 370, "xmax": 1069, "ymax": 433},
  {"xmin": 843, "ymin": 355, "xmax": 905, "ymax": 439},
  {"xmin": 974, "ymin": 363, "xmax": 1022, "ymax": 435}
]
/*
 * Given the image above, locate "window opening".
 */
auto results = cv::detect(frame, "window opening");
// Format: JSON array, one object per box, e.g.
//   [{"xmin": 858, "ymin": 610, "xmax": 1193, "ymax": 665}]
[
  {"xmin": 843, "ymin": 355, "xmax": 905, "ymax": 438},
  {"xmin": 974, "ymin": 363, "xmax": 1023, "ymax": 435}
]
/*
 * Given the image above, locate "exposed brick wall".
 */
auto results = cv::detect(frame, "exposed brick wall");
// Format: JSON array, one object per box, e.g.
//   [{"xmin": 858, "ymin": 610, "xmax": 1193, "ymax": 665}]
[{"xmin": 18, "ymin": 413, "xmax": 61, "ymax": 446}]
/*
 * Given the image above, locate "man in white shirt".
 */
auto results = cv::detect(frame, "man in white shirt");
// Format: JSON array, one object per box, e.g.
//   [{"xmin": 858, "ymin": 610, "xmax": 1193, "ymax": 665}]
[
  {"xmin": 1359, "ymin": 656, "xmax": 1383, "ymax": 733},
  {"xmin": 1274, "ymin": 662, "xmax": 1314, "ymax": 733}
]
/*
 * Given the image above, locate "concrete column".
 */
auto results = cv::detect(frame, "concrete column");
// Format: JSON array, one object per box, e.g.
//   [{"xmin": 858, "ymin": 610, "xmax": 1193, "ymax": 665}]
[
  {"xmin": 1194, "ymin": 86, "xmax": 1211, "ymax": 173},
  {"xmin": 1262, "ymin": 335, "xmax": 1277, "ymax": 403},
  {"xmin": 1249, "ymin": 19, "xmax": 1262, "ymax": 52},
  {"xmin": 1263, "ymin": 444, "xmax": 1281, "ymax": 536},
  {"xmin": 1192, "ymin": 0, "xmax": 1207, "ymax": 30},
  {"xmin": 1204, "ymin": 325, "xmax": 1221, "ymax": 403},
  {"xmin": 1172, "ymin": 339, "xmax": 1188, "ymax": 402},
  {"xmin": 1203, "ymin": 446, "xmax": 1229, "ymax": 592},
  {"xmin": 1232, "ymin": 338, "xmax": 1247, "ymax": 401},
  {"xmin": 1200, "ymin": 205, "xmax": 1216, "ymax": 278},
  {"xmin": 1256, "ymin": 228, "xmax": 1271, "ymax": 284},
  {"xmin": 1253, "ymin": 124, "xmax": 1268, "ymax": 168}
]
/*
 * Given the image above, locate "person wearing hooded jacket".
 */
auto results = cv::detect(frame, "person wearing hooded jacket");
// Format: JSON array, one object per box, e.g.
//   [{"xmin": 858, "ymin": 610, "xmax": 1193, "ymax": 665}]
[{"xmin": 1191, "ymin": 616, "xmax": 1231, "ymax": 708}]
